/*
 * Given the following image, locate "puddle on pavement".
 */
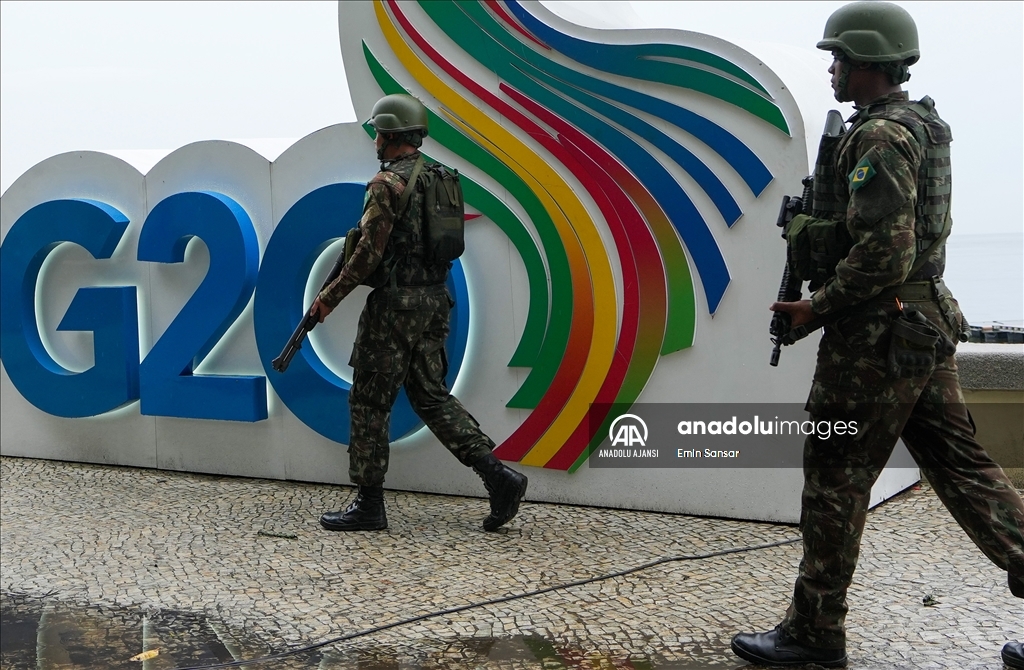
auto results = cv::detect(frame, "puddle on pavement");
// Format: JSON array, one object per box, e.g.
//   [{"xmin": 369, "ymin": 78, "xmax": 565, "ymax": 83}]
[
  {"xmin": 0, "ymin": 593, "xmax": 293, "ymax": 670},
  {"xmin": 2, "ymin": 593, "xmax": 745, "ymax": 669}
]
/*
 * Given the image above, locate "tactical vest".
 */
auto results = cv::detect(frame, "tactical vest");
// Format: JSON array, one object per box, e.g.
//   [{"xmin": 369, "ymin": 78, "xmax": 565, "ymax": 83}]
[
  {"xmin": 364, "ymin": 155, "xmax": 450, "ymax": 289},
  {"xmin": 813, "ymin": 96, "xmax": 953, "ymax": 280}
]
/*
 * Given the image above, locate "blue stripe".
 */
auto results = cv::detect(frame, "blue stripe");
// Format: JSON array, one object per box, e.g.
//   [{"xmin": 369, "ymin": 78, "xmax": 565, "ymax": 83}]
[{"xmin": 502, "ymin": 0, "xmax": 775, "ymax": 196}]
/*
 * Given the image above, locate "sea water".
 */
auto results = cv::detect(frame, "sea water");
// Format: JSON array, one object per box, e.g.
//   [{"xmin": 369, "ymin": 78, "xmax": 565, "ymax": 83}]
[{"xmin": 943, "ymin": 232, "xmax": 1023, "ymax": 327}]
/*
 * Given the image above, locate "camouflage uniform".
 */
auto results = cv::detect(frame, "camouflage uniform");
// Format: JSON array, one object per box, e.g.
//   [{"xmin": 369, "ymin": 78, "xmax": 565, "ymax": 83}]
[
  {"xmin": 782, "ymin": 93, "xmax": 1024, "ymax": 649},
  {"xmin": 319, "ymin": 152, "xmax": 494, "ymax": 486}
]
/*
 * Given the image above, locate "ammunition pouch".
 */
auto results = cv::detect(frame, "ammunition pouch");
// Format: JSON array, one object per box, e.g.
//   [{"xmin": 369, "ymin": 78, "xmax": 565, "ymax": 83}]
[
  {"xmin": 785, "ymin": 214, "xmax": 851, "ymax": 288},
  {"xmin": 930, "ymin": 276, "xmax": 970, "ymax": 342},
  {"xmin": 887, "ymin": 308, "xmax": 957, "ymax": 378}
]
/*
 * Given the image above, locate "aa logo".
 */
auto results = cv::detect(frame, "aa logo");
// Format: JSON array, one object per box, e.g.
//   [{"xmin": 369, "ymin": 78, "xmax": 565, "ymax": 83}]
[{"xmin": 609, "ymin": 414, "xmax": 648, "ymax": 448}]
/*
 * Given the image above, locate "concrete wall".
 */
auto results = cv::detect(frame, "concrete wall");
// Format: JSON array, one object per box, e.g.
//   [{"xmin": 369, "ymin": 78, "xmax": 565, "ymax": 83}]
[{"xmin": 957, "ymin": 343, "xmax": 1024, "ymax": 487}]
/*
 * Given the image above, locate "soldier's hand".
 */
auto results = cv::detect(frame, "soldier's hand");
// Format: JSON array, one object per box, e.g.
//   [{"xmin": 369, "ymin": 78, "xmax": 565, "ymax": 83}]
[
  {"xmin": 770, "ymin": 299, "xmax": 814, "ymax": 328},
  {"xmin": 311, "ymin": 298, "xmax": 333, "ymax": 323}
]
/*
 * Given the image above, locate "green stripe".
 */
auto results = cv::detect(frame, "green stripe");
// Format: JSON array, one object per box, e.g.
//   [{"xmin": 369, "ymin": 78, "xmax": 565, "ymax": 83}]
[
  {"xmin": 636, "ymin": 44, "xmax": 769, "ymax": 94},
  {"xmin": 496, "ymin": 2, "xmax": 787, "ymax": 133}
]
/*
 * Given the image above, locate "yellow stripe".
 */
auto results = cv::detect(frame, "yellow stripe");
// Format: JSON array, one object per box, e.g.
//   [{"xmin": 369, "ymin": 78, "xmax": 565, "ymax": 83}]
[{"xmin": 373, "ymin": 0, "xmax": 616, "ymax": 465}]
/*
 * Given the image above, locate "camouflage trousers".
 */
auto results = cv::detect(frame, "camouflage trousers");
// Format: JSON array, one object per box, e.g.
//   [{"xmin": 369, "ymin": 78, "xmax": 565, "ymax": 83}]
[
  {"xmin": 346, "ymin": 284, "xmax": 494, "ymax": 486},
  {"xmin": 782, "ymin": 299, "xmax": 1024, "ymax": 649}
]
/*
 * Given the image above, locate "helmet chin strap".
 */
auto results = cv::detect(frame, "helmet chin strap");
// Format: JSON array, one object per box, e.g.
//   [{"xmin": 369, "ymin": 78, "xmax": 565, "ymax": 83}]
[
  {"xmin": 834, "ymin": 58, "xmax": 853, "ymax": 103},
  {"xmin": 376, "ymin": 131, "xmax": 424, "ymax": 162},
  {"xmin": 376, "ymin": 134, "xmax": 396, "ymax": 161},
  {"xmin": 833, "ymin": 52, "xmax": 911, "ymax": 104}
]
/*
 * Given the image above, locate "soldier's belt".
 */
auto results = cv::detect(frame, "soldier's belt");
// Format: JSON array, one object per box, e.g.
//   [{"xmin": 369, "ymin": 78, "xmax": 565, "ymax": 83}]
[
  {"xmin": 377, "ymin": 282, "xmax": 448, "ymax": 298},
  {"xmin": 388, "ymin": 282, "xmax": 447, "ymax": 292},
  {"xmin": 878, "ymin": 281, "xmax": 933, "ymax": 303}
]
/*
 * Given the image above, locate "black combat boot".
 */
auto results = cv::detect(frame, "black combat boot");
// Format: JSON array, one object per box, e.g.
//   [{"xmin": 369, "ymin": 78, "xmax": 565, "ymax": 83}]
[
  {"xmin": 1010, "ymin": 572, "xmax": 1024, "ymax": 598},
  {"xmin": 1007, "ymin": 573, "xmax": 1024, "ymax": 669},
  {"xmin": 1003, "ymin": 641, "xmax": 1024, "ymax": 669},
  {"xmin": 472, "ymin": 453, "xmax": 528, "ymax": 531},
  {"xmin": 731, "ymin": 626, "xmax": 847, "ymax": 668},
  {"xmin": 319, "ymin": 485, "xmax": 387, "ymax": 531}
]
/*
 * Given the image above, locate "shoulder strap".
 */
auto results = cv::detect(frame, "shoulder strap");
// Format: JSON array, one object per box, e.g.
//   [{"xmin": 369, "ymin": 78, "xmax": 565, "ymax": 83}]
[{"xmin": 396, "ymin": 155, "xmax": 425, "ymax": 219}]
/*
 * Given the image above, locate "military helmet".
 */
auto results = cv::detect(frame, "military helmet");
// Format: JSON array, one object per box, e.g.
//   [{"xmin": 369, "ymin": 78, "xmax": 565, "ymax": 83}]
[
  {"xmin": 367, "ymin": 94, "xmax": 429, "ymax": 136},
  {"xmin": 817, "ymin": 1, "xmax": 920, "ymax": 64}
]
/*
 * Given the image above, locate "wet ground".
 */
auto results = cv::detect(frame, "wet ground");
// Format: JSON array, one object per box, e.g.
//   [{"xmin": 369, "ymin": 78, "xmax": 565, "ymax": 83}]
[
  {"xmin": 1, "ymin": 594, "xmax": 256, "ymax": 669},
  {"xmin": 0, "ymin": 594, "xmax": 739, "ymax": 669},
  {"xmin": 2, "ymin": 457, "xmax": 1021, "ymax": 669}
]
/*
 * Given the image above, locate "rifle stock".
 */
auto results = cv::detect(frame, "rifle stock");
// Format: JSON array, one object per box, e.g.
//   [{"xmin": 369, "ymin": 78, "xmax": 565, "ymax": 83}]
[{"xmin": 271, "ymin": 311, "xmax": 319, "ymax": 373}]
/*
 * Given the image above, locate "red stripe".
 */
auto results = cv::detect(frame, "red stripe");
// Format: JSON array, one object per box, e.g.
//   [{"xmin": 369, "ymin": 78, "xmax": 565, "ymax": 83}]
[
  {"xmin": 499, "ymin": 84, "xmax": 641, "ymax": 468},
  {"xmin": 484, "ymin": 0, "xmax": 550, "ymax": 49},
  {"xmin": 500, "ymin": 86, "xmax": 670, "ymax": 469}
]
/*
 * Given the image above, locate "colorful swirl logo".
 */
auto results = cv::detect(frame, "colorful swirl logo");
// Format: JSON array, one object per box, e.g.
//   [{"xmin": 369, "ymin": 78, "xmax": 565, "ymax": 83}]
[{"xmin": 355, "ymin": 0, "xmax": 789, "ymax": 471}]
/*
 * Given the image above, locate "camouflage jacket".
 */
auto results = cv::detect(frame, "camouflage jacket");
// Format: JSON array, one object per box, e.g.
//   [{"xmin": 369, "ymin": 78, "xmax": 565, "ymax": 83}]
[
  {"xmin": 810, "ymin": 92, "xmax": 940, "ymax": 316},
  {"xmin": 318, "ymin": 152, "xmax": 448, "ymax": 308}
]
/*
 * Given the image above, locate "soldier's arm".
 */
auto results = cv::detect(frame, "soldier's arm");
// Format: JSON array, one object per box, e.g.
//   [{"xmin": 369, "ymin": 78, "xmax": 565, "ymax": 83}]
[
  {"xmin": 318, "ymin": 175, "xmax": 404, "ymax": 308},
  {"xmin": 810, "ymin": 120, "xmax": 921, "ymax": 315}
]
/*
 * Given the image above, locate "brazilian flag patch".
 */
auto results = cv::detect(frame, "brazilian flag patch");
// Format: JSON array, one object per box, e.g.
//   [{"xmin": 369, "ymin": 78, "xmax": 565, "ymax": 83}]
[{"xmin": 849, "ymin": 157, "xmax": 876, "ymax": 191}]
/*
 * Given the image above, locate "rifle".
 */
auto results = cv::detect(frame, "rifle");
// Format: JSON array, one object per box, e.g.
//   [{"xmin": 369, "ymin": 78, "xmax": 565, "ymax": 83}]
[
  {"xmin": 271, "ymin": 250, "xmax": 348, "ymax": 373},
  {"xmin": 769, "ymin": 110, "xmax": 847, "ymax": 367},
  {"xmin": 769, "ymin": 177, "xmax": 812, "ymax": 366}
]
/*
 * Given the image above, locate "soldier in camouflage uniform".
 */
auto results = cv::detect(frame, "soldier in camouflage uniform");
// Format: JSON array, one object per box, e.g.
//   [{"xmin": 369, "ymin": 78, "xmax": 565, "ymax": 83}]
[
  {"xmin": 731, "ymin": 3, "xmax": 1024, "ymax": 668},
  {"xmin": 310, "ymin": 94, "xmax": 528, "ymax": 533}
]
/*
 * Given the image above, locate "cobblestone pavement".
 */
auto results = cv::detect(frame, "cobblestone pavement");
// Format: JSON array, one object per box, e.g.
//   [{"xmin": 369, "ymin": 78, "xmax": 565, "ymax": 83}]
[{"xmin": 1, "ymin": 456, "xmax": 1020, "ymax": 669}]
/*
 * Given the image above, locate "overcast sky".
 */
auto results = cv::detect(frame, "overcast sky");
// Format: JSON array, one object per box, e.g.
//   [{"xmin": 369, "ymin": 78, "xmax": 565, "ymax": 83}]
[{"xmin": 1, "ymin": 1, "xmax": 1021, "ymax": 237}]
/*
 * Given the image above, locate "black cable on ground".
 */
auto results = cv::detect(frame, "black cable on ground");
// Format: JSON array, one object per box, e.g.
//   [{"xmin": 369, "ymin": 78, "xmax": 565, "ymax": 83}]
[{"xmin": 174, "ymin": 536, "xmax": 801, "ymax": 670}]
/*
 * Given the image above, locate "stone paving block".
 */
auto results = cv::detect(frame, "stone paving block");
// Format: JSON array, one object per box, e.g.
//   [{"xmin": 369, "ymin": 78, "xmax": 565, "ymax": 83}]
[{"xmin": 1, "ymin": 457, "xmax": 1022, "ymax": 669}]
